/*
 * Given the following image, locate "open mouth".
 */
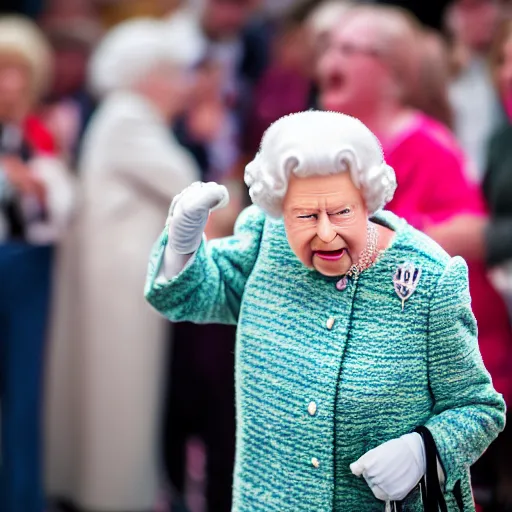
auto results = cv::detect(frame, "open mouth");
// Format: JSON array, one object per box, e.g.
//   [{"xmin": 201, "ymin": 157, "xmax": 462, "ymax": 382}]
[
  {"xmin": 324, "ymin": 72, "xmax": 345, "ymax": 91},
  {"xmin": 314, "ymin": 248, "xmax": 346, "ymax": 261}
]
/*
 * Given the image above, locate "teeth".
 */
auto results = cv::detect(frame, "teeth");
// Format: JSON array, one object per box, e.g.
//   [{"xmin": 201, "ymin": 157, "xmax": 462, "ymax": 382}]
[{"xmin": 316, "ymin": 249, "xmax": 345, "ymax": 257}]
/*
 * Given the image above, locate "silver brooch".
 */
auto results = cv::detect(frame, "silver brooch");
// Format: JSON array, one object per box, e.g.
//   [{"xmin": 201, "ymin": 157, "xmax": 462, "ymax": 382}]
[{"xmin": 393, "ymin": 262, "xmax": 421, "ymax": 310}]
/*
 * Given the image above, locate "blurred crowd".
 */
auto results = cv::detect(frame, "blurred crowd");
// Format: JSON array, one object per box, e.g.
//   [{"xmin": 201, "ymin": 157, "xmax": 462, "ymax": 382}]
[{"xmin": 0, "ymin": 0, "xmax": 511, "ymax": 511}]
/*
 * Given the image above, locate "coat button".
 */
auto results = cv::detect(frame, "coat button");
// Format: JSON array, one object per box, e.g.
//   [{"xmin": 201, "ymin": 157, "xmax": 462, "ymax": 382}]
[
  {"xmin": 326, "ymin": 317, "xmax": 335, "ymax": 330},
  {"xmin": 308, "ymin": 401, "xmax": 317, "ymax": 416},
  {"xmin": 311, "ymin": 457, "xmax": 320, "ymax": 468}
]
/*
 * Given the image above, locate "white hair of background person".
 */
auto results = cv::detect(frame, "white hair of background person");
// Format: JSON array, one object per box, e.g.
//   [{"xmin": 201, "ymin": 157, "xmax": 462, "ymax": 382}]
[
  {"xmin": 88, "ymin": 14, "xmax": 206, "ymax": 98},
  {"xmin": 244, "ymin": 110, "xmax": 398, "ymax": 218},
  {"xmin": 306, "ymin": 0, "xmax": 353, "ymax": 41},
  {"xmin": 162, "ymin": 6, "xmax": 207, "ymax": 57},
  {"xmin": 0, "ymin": 14, "xmax": 53, "ymax": 101}
]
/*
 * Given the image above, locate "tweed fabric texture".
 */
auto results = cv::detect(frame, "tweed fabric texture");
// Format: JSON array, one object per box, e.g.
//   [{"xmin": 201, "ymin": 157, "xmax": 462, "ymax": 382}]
[{"xmin": 145, "ymin": 207, "xmax": 506, "ymax": 512}]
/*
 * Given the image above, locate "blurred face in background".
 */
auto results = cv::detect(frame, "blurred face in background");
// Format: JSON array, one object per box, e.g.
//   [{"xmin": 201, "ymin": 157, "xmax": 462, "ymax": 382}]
[
  {"xmin": 190, "ymin": 59, "xmax": 224, "ymax": 101},
  {"xmin": 495, "ymin": 31, "xmax": 512, "ymax": 118},
  {"xmin": 201, "ymin": 0, "xmax": 258, "ymax": 40},
  {"xmin": 305, "ymin": 1, "xmax": 352, "ymax": 65},
  {"xmin": 0, "ymin": 53, "xmax": 32, "ymax": 123},
  {"xmin": 274, "ymin": 23, "xmax": 315, "ymax": 74},
  {"xmin": 317, "ymin": 14, "xmax": 394, "ymax": 118},
  {"xmin": 136, "ymin": 64, "xmax": 193, "ymax": 121},
  {"xmin": 449, "ymin": 0, "xmax": 501, "ymax": 52},
  {"xmin": 51, "ymin": 43, "xmax": 89, "ymax": 98}
]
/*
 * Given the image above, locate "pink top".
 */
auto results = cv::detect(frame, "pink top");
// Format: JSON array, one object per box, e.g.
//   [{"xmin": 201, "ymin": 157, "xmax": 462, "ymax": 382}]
[
  {"xmin": 385, "ymin": 113, "xmax": 486, "ymax": 228},
  {"xmin": 384, "ymin": 113, "xmax": 512, "ymax": 403}
]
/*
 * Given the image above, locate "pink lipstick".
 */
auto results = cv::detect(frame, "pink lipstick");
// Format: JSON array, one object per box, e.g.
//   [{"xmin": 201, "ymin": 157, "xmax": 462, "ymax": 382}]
[{"xmin": 314, "ymin": 249, "xmax": 346, "ymax": 261}]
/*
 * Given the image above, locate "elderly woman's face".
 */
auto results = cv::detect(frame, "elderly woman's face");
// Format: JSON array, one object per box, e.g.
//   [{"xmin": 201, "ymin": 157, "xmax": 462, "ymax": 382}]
[
  {"xmin": 318, "ymin": 16, "xmax": 391, "ymax": 117},
  {"xmin": 0, "ymin": 55, "xmax": 32, "ymax": 123},
  {"xmin": 283, "ymin": 172, "xmax": 369, "ymax": 277},
  {"xmin": 451, "ymin": 0, "xmax": 500, "ymax": 52},
  {"xmin": 139, "ymin": 64, "xmax": 192, "ymax": 120}
]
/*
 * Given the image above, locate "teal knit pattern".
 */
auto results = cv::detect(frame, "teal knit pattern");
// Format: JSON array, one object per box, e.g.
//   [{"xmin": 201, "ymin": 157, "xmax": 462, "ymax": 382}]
[{"xmin": 145, "ymin": 207, "xmax": 506, "ymax": 512}]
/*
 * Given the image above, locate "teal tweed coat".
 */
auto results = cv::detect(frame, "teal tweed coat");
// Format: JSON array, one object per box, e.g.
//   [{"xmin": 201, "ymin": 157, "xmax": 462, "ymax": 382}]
[{"xmin": 145, "ymin": 207, "xmax": 506, "ymax": 512}]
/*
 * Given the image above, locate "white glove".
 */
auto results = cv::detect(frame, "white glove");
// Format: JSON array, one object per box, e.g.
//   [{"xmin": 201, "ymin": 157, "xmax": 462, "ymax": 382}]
[
  {"xmin": 168, "ymin": 181, "xmax": 229, "ymax": 255},
  {"xmin": 350, "ymin": 433, "xmax": 426, "ymax": 502}
]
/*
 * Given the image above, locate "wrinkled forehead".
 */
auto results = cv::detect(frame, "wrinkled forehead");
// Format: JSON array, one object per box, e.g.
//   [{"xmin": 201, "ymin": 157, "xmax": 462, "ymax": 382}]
[{"xmin": 282, "ymin": 172, "xmax": 367, "ymax": 217}]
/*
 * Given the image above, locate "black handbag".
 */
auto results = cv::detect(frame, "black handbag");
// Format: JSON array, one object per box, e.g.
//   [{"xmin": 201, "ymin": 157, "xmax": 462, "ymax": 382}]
[{"xmin": 389, "ymin": 426, "xmax": 463, "ymax": 512}]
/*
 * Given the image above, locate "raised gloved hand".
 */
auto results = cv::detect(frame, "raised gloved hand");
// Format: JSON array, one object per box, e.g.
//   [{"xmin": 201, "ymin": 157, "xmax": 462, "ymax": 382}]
[
  {"xmin": 350, "ymin": 433, "xmax": 426, "ymax": 502},
  {"xmin": 168, "ymin": 181, "xmax": 229, "ymax": 255}
]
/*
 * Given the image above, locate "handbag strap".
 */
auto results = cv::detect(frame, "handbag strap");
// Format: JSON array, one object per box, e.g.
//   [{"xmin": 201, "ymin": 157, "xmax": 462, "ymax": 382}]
[
  {"xmin": 414, "ymin": 426, "xmax": 450, "ymax": 512},
  {"xmin": 391, "ymin": 426, "xmax": 464, "ymax": 512}
]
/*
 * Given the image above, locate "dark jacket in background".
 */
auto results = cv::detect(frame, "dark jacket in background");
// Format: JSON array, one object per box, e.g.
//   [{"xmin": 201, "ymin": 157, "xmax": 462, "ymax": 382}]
[
  {"xmin": 484, "ymin": 123, "xmax": 512, "ymax": 266},
  {"xmin": 373, "ymin": 0, "xmax": 451, "ymax": 30},
  {"xmin": 175, "ymin": 19, "xmax": 271, "ymax": 178},
  {"xmin": 0, "ymin": 0, "xmax": 43, "ymax": 18}
]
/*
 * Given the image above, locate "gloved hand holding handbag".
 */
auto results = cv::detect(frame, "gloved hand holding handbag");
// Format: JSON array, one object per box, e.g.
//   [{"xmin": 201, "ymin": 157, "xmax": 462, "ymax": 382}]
[{"xmin": 350, "ymin": 432, "xmax": 426, "ymax": 502}]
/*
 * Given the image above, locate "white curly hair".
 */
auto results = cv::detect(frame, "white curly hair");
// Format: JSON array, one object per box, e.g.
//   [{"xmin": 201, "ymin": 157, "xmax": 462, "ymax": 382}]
[
  {"xmin": 244, "ymin": 110, "xmax": 397, "ymax": 218},
  {"xmin": 88, "ymin": 11, "xmax": 205, "ymax": 98}
]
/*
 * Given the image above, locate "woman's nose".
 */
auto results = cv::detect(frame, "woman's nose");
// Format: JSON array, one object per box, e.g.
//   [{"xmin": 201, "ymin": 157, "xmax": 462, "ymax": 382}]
[{"xmin": 316, "ymin": 213, "xmax": 337, "ymax": 243}]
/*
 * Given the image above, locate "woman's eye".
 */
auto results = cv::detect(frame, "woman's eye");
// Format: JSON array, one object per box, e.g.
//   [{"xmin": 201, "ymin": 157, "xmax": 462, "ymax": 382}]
[{"xmin": 332, "ymin": 208, "xmax": 351, "ymax": 216}]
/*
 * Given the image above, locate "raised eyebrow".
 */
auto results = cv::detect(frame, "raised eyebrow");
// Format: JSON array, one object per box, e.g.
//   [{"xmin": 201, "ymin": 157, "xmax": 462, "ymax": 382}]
[{"xmin": 292, "ymin": 207, "xmax": 318, "ymax": 214}]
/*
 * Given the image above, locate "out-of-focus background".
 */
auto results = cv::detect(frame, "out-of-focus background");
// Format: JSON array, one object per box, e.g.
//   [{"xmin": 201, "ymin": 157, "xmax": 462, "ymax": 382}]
[{"xmin": 0, "ymin": 1, "xmax": 511, "ymax": 512}]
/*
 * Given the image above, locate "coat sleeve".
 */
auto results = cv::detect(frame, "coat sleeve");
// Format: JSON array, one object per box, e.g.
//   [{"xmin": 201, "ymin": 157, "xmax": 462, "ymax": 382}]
[
  {"xmin": 424, "ymin": 256, "xmax": 506, "ymax": 492},
  {"xmin": 109, "ymin": 112, "xmax": 200, "ymax": 206},
  {"xmin": 144, "ymin": 205, "xmax": 266, "ymax": 325}
]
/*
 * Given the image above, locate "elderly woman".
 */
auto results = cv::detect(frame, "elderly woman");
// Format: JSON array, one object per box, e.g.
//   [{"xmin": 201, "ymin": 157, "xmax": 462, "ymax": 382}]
[
  {"xmin": 462, "ymin": 17, "xmax": 512, "ymax": 510},
  {"xmin": 145, "ymin": 110, "xmax": 505, "ymax": 511},
  {"xmin": 486, "ymin": 17, "xmax": 512, "ymax": 319},
  {"xmin": 0, "ymin": 15, "xmax": 74, "ymax": 512},
  {"xmin": 44, "ymin": 16, "xmax": 202, "ymax": 512}
]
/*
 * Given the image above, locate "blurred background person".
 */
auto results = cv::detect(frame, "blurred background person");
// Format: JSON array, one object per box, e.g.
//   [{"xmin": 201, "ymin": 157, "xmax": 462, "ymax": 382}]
[
  {"xmin": 0, "ymin": 14, "xmax": 74, "ymax": 512},
  {"xmin": 459, "ymin": 18, "xmax": 512, "ymax": 510},
  {"xmin": 487, "ymin": 15, "xmax": 512, "ymax": 315},
  {"xmin": 318, "ymin": 8, "xmax": 512, "ymax": 509},
  {"xmin": 178, "ymin": 0, "xmax": 271, "ymax": 173},
  {"xmin": 306, "ymin": 0, "xmax": 353, "ymax": 63},
  {"xmin": 415, "ymin": 26, "xmax": 455, "ymax": 128},
  {"xmin": 38, "ymin": 15, "xmax": 102, "ymax": 167},
  {"xmin": 44, "ymin": 15, "xmax": 202, "ymax": 512},
  {"xmin": 175, "ymin": 52, "xmax": 238, "ymax": 183},
  {"xmin": 445, "ymin": 0, "xmax": 504, "ymax": 181}
]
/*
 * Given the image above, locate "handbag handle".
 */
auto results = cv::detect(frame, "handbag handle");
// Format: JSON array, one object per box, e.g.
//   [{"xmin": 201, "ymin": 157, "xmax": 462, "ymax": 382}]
[{"xmin": 415, "ymin": 425, "xmax": 449, "ymax": 512}]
